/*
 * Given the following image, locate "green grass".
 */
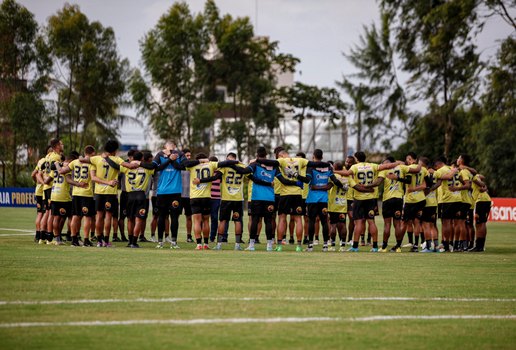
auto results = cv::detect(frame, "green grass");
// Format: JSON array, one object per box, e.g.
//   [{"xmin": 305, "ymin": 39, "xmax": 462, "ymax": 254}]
[{"xmin": 0, "ymin": 207, "xmax": 515, "ymax": 349}]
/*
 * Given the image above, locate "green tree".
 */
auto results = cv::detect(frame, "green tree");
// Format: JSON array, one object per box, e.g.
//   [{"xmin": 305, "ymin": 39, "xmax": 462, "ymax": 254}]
[
  {"xmin": 280, "ymin": 82, "xmax": 345, "ymax": 153},
  {"xmin": 46, "ymin": 3, "xmax": 130, "ymax": 151},
  {"xmin": 134, "ymin": 1, "xmax": 209, "ymax": 149},
  {"xmin": 208, "ymin": 6, "xmax": 298, "ymax": 158},
  {"xmin": 380, "ymin": 0, "xmax": 481, "ymax": 157},
  {"xmin": 135, "ymin": 0, "xmax": 298, "ymax": 158},
  {"xmin": 485, "ymin": 0, "xmax": 516, "ymax": 30},
  {"xmin": 343, "ymin": 14, "xmax": 416, "ymax": 151},
  {"xmin": 0, "ymin": 0, "xmax": 50, "ymax": 186},
  {"xmin": 474, "ymin": 37, "xmax": 516, "ymax": 197},
  {"xmin": 337, "ymin": 78, "xmax": 385, "ymax": 152}
]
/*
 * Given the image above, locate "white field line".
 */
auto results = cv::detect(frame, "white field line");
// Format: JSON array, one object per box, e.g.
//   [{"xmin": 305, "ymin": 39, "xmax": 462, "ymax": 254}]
[
  {"xmin": 0, "ymin": 228, "xmax": 33, "ymax": 232},
  {"xmin": 0, "ymin": 228, "xmax": 33, "ymax": 236},
  {"xmin": 0, "ymin": 315, "xmax": 515, "ymax": 328},
  {"xmin": 0, "ymin": 233, "xmax": 33, "ymax": 237},
  {"xmin": 1, "ymin": 296, "xmax": 515, "ymax": 306}
]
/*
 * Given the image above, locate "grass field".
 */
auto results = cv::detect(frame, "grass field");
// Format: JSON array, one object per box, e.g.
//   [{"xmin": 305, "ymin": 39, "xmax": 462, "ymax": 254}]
[{"xmin": 0, "ymin": 207, "xmax": 515, "ymax": 350}]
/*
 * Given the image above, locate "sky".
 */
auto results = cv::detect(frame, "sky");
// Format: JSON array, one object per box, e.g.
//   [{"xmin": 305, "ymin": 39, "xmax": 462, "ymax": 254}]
[{"xmin": 18, "ymin": 0, "xmax": 515, "ymax": 148}]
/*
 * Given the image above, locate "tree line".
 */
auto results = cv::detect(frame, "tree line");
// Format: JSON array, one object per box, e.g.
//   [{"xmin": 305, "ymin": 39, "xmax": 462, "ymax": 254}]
[{"xmin": 0, "ymin": 0, "xmax": 514, "ymax": 196}]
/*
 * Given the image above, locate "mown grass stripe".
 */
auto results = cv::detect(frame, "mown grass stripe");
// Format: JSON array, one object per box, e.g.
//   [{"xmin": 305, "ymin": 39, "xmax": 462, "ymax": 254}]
[
  {"xmin": 1, "ymin": 315, "xmax": 515, "ymax": 328},
  {"xmin": 1, "ymin": 296, "xmax": 515, "ymax": 306}
]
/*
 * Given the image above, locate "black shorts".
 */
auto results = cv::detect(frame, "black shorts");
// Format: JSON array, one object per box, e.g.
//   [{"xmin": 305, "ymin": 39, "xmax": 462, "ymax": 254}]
[
  {"xmin": 250, "ymin": 200, "xmax": 276, "ymax": 218},
  {"xmin": 437, "ymin": 203, "xmax": 443, "ymax": 219},
  {"xmin": 278, "ymin": 195, "xmax": 305, "ymax": 215},
  {"xmin": 119, "ymin": 191, "xmax": 128, "ymax": 219},
  {"xmin": 307, "ymin": 202, "xmax": 328, "ymax": 219},
  {"xmin": 329, "ymin": 212, "xmax": 347, "ymax": 224},
  {"xmin": 353, "ymin": 199, "xmax": 378, "ymax": 220},
  {"xmin": 72, "ymin": 196, "xmax": 95, "ymax": 217},
  {"xmin": 421, "ymin": 206, "xmax": 437, "ymax": 223},
  {"xmin": 440, "ymin": 202, "xmax": 462, "ymax": 220},
  {"xmin": 151, "ymin": 196, "xmax": 159, "ymax": 216},
  {"xmin": 402, "ymin": 200, "xmax": 426, "ymax": 221},
  {"xmin": 475, "ymin": 201, "xmax": 491, "ymax": 224},
  {"xmin": 465, "ymin": 208, "xmax": 474, "ymax": 226},
  {"xmin": 44, "ymin": 189, "xmax": 52, "ymax": 210},
  {"xmin": 181, "ymin": 197, "xmax": 192, "ymax": 216},
  {"xmin": 456, "ymin": 203, "xmax": 470, "ymax": 220},
  {"xmin": 36, "ymin": 195, "xmax": 46, "ymax": 213},
  {"xmin": 190, "ymin": 197, "xmax": 211, "ymax": 215},
  {"xmin": 219, "ymin": 200, "xmax": 244, "ymax": 222},
  {"xmin": 51, "ymin": 201, "xmax": 72, "ymax": 217},
  {"xmin": 94, "ymin": 194, "xmax": 119, "ymax": 214},
  {"xmin": 157, "ymin": 194, "xmax": 183, "ymax": 216},
  {"xmin": 382, "ymin": 198, "xmax": 403, "ymax": 219},
  {"xmin": 127, "ymin": 192, "xmax": 150, "ymax": 219},
  {"xmin": 247, "ymin": 201, "xmax": 252, "ymax": 216}
]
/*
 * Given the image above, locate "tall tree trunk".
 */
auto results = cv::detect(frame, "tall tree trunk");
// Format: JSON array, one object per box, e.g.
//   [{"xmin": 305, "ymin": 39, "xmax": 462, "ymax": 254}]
[
  {"xmin": 65, "ymin": 67, "xmax": 74, "ymax": 143},
  {"xmin": 298, "ymin": 119, "xmax": 303, "ymax": 151},
  {"xmin": 311, "ymin": 116, "xmax": 316, "ymax": 150},
  {"xmin": 1, "ymin": 160, "xmax": 5, "ymax": 187},
  {"xmin": 56, "ymin": 102, "xmax": 60, "ymax": 140},
  {"xmin": 11, "ymin": 133, "xmax": 17, "ymax": 186},
  {"xmin": 341, "ymin": 117, "xmax": 348, "ymax": 159},
  {"xmin": 79, "ymin": 125, "xmax": 86, "ymax": 151},
  {"xmin": 443, "ymin": 73, "xmax": 451, "ymax": 158},
  {"xmin": 356, "ymin": 110, "xmax": 362, "ymax": 152}
]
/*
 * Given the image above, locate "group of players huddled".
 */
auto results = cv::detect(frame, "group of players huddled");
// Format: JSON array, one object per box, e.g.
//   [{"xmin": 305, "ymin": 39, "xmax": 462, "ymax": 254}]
[{"xmin": 31, "ymin": 138, "xmax": 492, "ymax": 253}]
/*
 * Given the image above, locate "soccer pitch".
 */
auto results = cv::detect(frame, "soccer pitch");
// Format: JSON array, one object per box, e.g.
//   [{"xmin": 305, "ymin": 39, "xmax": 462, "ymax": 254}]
[{"xmin": 0, "ymin": 207, "xmax": 515, "ymax": 349}]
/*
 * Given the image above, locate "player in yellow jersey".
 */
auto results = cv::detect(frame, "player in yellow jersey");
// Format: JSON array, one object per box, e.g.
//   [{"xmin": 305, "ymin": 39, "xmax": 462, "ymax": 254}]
[
  {"xmin": 432, "ymin": 156, "xmax": 461, "ymax": 252},
  {"xmin": 368, "ymin": 157, "xmax": 408, "ymax": 252},
  {"xmin": 450, "ymin": 154, "xmax": 475, "ymax": 251},
  {"xmin": 327, "ymin": 162, "xmax": 352, "ymax": 252},
  {"xmin": 41, "ymin": 139, "xmax": 64, "ymax": 243},
  {"xmin": 344, "ymin": 155, "xmax": 356, "ymax": 244},
  {"xmin": 57, "ymin": 145, "xmax": 96, "ymax": 247},
  {"xmin": 110, "ymin": 151, "xmax": 155, "ymax": 248},
  {"xmin": 115, "ymin": 149, "xmax": 136, "ymax": 243},
  {"xmin": 470, "ymin": 174, "xmax": 491, "ymax": 252},
  {"xmin": 275, "ymin": 150, "xmax": 308, "ymax": 250},
  {"xmin": 333, "ymin": 151, "xmax": 401, "ymax": 252},
  {"xmin": 366, "ymin": 155, "xmax": 422, "ymax": 252},
  {"xmin": 32, "ymin": 146, "xmax": 52, "ymax": 243},
  {"xmin": 45, "ymin": 153, "xmax": 84, "ymax": 245},
  {"xmin": 83, "ymin": 140, "xmax": 140, "ymax": 247},
  {"xmin": 399, "ymin": 152, "xmax": 427, "ymax": 252},
  {"xmin": 198, "ymin": 152, "xmax": 246, "ymax": 251},
  {"xmin": 184, "ymin": 153, "xmax": 239, "ymax": 250},
  {"xmin": 419, "ymin": 157, "xmax": 440, "ymax": 253}
]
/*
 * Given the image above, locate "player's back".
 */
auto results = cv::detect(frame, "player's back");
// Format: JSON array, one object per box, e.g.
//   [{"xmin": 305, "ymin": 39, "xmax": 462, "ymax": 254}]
[
  {"xmin": 350, "ymin": 162, "xmax": 378, "ymax": 200},
  {"xmin": 250, "ymin": 163, "xmax": 275, "ymax": 202},
  {"xmin": 188, "ymin": 161, "xmax": 218, "ymax": 199},
  {"xmin": 306, "ymin": 166, "xmax": 332, "ymax": 203},
  {"xmin": 220, "ymin": 165, "xmax": 245, "ymax": 201}
]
